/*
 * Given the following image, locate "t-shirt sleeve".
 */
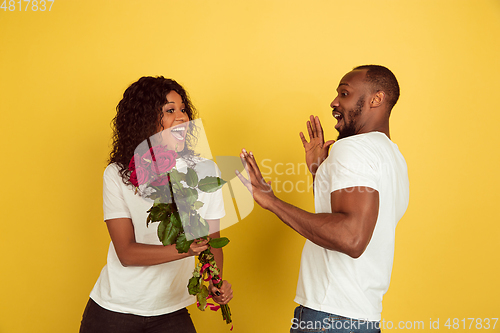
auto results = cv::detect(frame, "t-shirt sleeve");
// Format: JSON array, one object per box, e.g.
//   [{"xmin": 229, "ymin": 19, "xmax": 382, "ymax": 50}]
[
  {"xmin": 326, "ymin": 140, "xmax": 380, "ymax": 193},
  {"xmin": 103, "ymin": 164, "xmax": 132, "ymax": 221}
]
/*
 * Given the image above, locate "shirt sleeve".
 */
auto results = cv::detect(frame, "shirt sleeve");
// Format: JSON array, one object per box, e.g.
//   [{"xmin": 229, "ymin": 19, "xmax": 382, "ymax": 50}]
[
  {"xmin": 326, "ymin": 139, "xmax": 380, "ymax": 193},
  {"xmin": 103, "ymin": 164, "xmax": 132, "ymax": 221}
]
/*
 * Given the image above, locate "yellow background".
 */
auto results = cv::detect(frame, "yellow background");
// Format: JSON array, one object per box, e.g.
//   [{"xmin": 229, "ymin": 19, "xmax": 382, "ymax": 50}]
[{"xmin": 1, "ymin": 0, "xmax": 499, "ymax": 332}]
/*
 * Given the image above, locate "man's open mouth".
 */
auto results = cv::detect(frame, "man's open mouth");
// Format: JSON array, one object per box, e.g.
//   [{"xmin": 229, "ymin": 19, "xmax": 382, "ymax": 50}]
[{"xmin": 333, "ymin": 110, "xmax": 343, "ymax": 129}]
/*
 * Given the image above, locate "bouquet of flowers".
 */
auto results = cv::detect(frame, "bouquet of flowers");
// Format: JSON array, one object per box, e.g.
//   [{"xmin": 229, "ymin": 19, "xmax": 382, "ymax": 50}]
[{"xmin": 129, "ymin": 144, "xmax": 232, "ymax": 325}]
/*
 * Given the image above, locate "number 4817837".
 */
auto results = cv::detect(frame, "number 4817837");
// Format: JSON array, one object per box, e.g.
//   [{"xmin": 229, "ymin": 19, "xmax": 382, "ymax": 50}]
[{"xmin": 1, "ymin": 0, "xmax": 54, "ymax": 11}]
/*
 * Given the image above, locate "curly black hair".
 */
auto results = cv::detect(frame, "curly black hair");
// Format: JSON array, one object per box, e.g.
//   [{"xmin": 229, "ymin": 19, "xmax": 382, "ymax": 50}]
[{"xmin": 108, "ymin": 76, "xmax": 198, "ymax": 185}]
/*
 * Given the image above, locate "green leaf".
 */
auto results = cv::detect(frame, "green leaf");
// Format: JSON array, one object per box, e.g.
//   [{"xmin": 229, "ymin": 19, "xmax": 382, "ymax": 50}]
[
  {"xmin": 185, "ymin": 167, "xmax": 199, "ymax": 187},
  {"xmin": 147, "ymin": 191, "xmax": 162, "ymax": 202},
  {"xmin": 171, "ymin": 180, "xmax": 183, "ymax": 194},
  {"xmin": 184, "ymin": 187, "xmax": 198, "ymax": 205},
  {"xmin": 178, "ymin": 210, "xmax": 189, "ymax": 230},
  {"xmin": 155, "ymin": 186, "xmax": 173, "ymax": 201},
  {"xmin": 147, "ymin": 203, "xmax": 173, "ymax": 222},
  {"xmin": 198, "ymin": 176, "xmax": 227, "ymax": 193},
  {"xmin": 209, "ymin": 237, "xmax": 230, "ymax": 248},
  {"xmin": 187, "ymin": 276, "xmax": 201, "ymax": 295},
  {"xmin": 176, "ymin": 233, "xmax": 194, "ymax": 253},
  {"xmin": 147, "ymin": 206, "xmax": 159, "ymax": 221},
  {"xmin": 196, "ymin": 285, "xmax": 209, "ymax": 310},
  {"xmin": 175, "ymin": 200, "xmax": 189, "ymax": 215},
  {"xmin": 198, "ymin": 215, "xmax": 210, "ymax": 237},
  {"xmin": 193, "ymin": 201, "xmax": 204, "ymax": 210},
  {"xmin": 164, "ymin": 203, "xmax": 175, "ymax": 213},
  {"xmin": 161, "ymin": 221, "xmax": 180, "ymax": 246},
  {"xmin": 187, "ymin": 212, "xmax": 209, "ymax": 239},
  {"xmin": 157, "ymin": 220, "xmax": 168, "ymax": 242},
  {"xmin": 170, "ymin": 211, "xmax": 182, "ymax": 229},
  {"xmin": 183, "ymin": 213, "xmax": 198, "ymax": 239},
  {"xmin": 169, "ymin": 169, "xmax": 185, "ymax": 183}
]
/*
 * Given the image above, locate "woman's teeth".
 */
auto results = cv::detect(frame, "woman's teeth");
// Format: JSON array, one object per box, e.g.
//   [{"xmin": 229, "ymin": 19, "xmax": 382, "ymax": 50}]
[{"xmin": 170, "ymin": 126, "xmax": 185, "ymax": 141}]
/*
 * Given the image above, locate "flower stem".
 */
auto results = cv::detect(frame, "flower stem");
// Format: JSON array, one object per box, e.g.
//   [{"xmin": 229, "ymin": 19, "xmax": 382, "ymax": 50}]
[
  {"xmin": 199, "ymin": 249, "xmax": 232, "ymax": 325},
  {"xmin": 213, "ymin": 280, "xmax": 232, "ymax": 324}
]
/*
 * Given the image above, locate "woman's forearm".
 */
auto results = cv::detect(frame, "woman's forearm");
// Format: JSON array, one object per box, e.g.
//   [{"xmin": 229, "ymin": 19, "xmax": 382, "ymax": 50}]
[{"xmin": 116, "ymin": 242, "xmax": 190, "ymax": 267}]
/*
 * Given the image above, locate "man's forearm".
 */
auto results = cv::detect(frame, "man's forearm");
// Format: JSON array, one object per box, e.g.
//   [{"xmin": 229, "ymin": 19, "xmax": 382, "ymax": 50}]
[
  {"xmin": 237, "ymin": 149, "xmax": 377, "ymax": 258},
  {"xmin": 266, "ymin": 197, "xmax": 362, "ymax": 257}
]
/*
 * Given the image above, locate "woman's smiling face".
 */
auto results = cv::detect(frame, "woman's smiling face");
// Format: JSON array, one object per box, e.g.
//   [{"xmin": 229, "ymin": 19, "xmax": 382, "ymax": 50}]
[{"xmin": 157, "ymin": 90, "xmax": 189, "ymax": 151}]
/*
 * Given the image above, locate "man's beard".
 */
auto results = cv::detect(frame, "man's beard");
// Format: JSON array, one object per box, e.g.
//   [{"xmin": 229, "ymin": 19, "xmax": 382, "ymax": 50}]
[{"xmin": 337, "ymin": 95, "xmax": 365, "ymax": 140}]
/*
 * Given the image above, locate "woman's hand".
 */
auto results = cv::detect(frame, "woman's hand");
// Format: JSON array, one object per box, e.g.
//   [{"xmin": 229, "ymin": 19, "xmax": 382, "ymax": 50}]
[
  {"xmin": 188, "ymin": 238, "xmax": 209, "ymax": 257},
  {"xmin": 209, "ymin": 280, "xmax": 233, "ymax": 305}
]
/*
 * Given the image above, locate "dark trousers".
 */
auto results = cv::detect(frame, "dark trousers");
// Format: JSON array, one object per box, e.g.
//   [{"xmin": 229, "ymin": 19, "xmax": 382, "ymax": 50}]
[{"xmin": 79, "ymin": 298, "xmax": 197, "ymax": 333}]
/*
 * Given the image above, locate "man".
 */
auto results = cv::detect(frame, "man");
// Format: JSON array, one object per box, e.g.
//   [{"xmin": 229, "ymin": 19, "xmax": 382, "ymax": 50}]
[{"xmin": 237, "ymin": 65, "xmax": 409, "ymax": 332}]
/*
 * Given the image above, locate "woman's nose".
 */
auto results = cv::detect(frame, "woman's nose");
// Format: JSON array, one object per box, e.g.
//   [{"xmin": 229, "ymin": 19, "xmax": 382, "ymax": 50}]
[{"xmin": 176, "ymin": 111, "xmax": 189, "ymax": 122}]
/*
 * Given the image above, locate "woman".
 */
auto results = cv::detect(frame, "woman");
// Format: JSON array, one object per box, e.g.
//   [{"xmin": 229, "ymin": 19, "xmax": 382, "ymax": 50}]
[{"xmin": 80, "ymin": 77, "xmax": 232, "ymax": 333}]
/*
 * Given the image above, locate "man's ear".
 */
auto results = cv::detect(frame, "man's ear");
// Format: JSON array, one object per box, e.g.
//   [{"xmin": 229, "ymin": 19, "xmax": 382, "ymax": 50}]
[{"xmin": 370, "ymin": 91, "xmax": 385, "ymax": 108}]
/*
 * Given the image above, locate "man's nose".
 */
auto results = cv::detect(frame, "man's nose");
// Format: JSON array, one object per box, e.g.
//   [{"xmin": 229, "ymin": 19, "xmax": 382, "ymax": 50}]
[{"xmin": 330, "ymin": 97, "xmax": 339, "ymax": 108}]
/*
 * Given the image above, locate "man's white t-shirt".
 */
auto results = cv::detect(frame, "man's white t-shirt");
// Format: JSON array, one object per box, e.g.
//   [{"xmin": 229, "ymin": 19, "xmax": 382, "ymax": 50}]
[
  {"xmin": 294, "ymin": 132, "xmax": 409, "ymax": 321},
  {"xmin": 90, "ymin": 158, "xmax": 225, "ymax": 316}
]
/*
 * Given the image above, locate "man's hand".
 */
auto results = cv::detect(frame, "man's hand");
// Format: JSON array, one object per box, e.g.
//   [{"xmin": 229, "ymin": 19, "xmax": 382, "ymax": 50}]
[
  {"xmin": 299, "ymin": 115, "xmax": 335, "ymax": 176},
  {"xmin": 236, "ymin": 149, "xmax": 277, "ymax": 210}
]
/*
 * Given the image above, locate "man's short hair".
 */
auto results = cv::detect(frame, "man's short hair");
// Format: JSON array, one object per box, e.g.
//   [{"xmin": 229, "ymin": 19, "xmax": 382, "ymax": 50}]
[{"xmin": 354, "ymin": 65, "xmax": 400, "ymax": 111}]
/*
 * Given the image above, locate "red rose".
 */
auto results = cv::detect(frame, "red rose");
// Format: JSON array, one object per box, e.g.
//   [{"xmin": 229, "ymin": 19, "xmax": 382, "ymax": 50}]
[
  {"xmin": 151, "ymin": 146, "xmax": 177, "ymax": 173},
  {"xmin": 129, "ymin": 153, "xmax": 140, "ymax": 172},
  {"xmin": 130, "ymin": 166, "xmax": 150, "ymax": 187},
  {"xmin": 151, "ymin": 174, "xmax": 170, "ymax": 186},
  {"xmin": 130, "ymin": 170, "xmax": 139, "ymax": 187},
  {"xmin": 140, "ymin": 150, "xmax": 154, "ymax": 170}
]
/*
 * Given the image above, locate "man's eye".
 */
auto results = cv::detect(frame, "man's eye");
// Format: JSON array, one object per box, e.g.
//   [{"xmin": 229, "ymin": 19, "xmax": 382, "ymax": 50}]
[{"xmin": 341, "ymin": 92, "xmax": 348, "ymax": 97}]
